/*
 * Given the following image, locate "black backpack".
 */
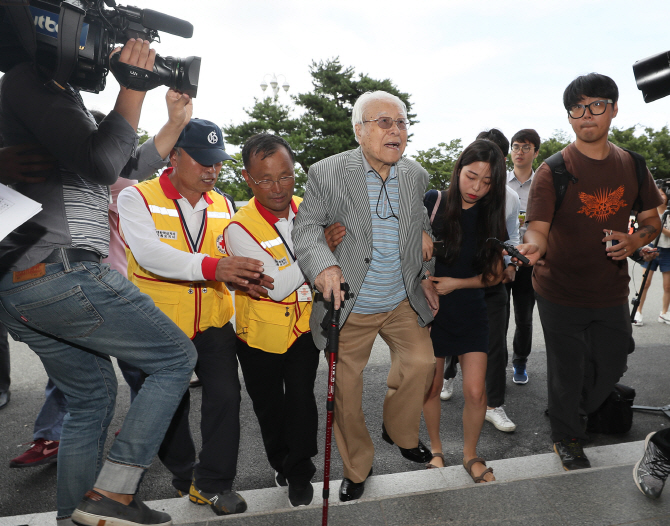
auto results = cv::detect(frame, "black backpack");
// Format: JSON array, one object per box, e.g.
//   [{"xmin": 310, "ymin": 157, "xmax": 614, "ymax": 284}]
[{"xmin": 544, "ymin": 147, "xmax": 648, "ymax": 215}]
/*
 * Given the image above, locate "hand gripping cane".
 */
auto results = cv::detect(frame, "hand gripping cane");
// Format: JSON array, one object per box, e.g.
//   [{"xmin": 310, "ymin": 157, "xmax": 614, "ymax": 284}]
[{"xmin": 321, "ymin": 282, "xmax": 350, "ymax": 526}]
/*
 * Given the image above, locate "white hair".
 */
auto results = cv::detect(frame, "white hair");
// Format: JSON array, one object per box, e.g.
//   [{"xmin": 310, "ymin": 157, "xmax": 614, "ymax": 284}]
[{"xmin": 351, "ymin": 91, "xmax": 407, "ymax": 143}]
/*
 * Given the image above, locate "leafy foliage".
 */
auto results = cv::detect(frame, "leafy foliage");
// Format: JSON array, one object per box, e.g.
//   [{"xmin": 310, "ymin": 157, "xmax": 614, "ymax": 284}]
[
  {"xmin": 138, "ymin": 128, "xmax": 150, "ymax": 145},
  {"xmin": 222, "ymin": 97, "xmax": 304, "ymax": 155},
  {"xmin": 534, "ymin": 130, "xmax": 572, "ymax": 170},
  {"xmin": 609, "ymin": 126, "xmax": 670, "ymax": 179},
  {"xmin": 215, "ymin": 153, "xmax": 249, "ymax": 202},
  {"xmin": 410, "ymin": 139, "xmax": 463, "ymax": 190},
  {"xmin": 223, "ymin": 57, "xmax": 415, "ymax": 189}
]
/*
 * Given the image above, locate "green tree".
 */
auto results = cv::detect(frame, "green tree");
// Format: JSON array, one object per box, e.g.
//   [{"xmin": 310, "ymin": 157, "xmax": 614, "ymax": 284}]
[
  {"xmin": 534, "ymin": 130, "xmax": 572, "ymax": 170},
  {"xmin": 136, "ymin": 128, "xmax": 164, "ymax": 179},
  {"xmin": 223, "ymin": 57, "xmax": 415, "ymax": 185},
  {"xmin": 138, "ymin": 128, "xmax": 150, "ymax": 146},
  {"xmin": 215, "ymin": 153, "xmax": 249, "ymax": 202},
  {"xmin": 609, "ymin": 125, "xmax": 670, "ymax": 179},
  {"xmin": 223, "ymin": 96, "xmax": 304, "ymax": 151},
  {"xmin": 411, "ymin": 139, "xmax": 463, "ymax": 190}
]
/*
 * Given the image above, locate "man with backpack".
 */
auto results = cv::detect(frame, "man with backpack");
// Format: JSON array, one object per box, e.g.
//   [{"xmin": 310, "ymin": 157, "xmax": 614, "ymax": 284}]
[{"xmin": 519, "ymin": 73, "xmax": 662, "ymax": 471}]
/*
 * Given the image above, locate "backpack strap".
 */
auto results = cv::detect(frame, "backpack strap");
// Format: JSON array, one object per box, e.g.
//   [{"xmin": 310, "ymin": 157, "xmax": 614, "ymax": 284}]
[
  {"xmin": 545, "ymin": 151, "xmax": 578, "ymax": 215},
  {"xmin": 620, "ymin": 147, "xmax": 647, "ymax": 213},
  {"xmin": 429, "ymin": 190, "xmax": 443, "ymax": 225}
]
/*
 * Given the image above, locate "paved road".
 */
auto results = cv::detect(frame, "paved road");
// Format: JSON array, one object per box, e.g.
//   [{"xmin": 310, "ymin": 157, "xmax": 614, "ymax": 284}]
[{"xmin": 1, "ymin": 262, "xmax": 669, "ymax": 517}]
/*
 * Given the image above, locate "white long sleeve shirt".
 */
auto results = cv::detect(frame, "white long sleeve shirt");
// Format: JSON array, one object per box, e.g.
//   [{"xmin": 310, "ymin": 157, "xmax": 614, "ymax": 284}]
[
  {"xmin": 225, "ymin": 206, "xmax": 306, "ymax": 302},
  {"xmin": 118, "ymin": 177, "xmax": 233, "ymax": 281}
]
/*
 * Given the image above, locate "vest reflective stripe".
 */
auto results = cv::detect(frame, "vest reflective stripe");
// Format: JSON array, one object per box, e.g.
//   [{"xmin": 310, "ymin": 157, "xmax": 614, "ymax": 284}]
[
  {"xmin": 148, "ymin": 204, "xmax": 180, "ymax": 217},
  {"xmin": 207, "ymin": 211, "xmax": 231, "ymax": 219},
  {"xmin": 228, "ymin": 197, "xmax": 311, "ymax": 354},
  {"xmin": 127, "ymin": 178, "xmax": 233, "ymax": 339},
  {"xmin": 260, "ymin": 237, "xmax": 283, "ymax": 249}
]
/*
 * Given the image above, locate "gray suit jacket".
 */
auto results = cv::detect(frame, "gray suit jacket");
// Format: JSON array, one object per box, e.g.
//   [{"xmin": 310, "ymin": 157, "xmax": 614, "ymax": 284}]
[{"xmin": 292, "ymin": 147, "xmax": 435, "ymax": 350}]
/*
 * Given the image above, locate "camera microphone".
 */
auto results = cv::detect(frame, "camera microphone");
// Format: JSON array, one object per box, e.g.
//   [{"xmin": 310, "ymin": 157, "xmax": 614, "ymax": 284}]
[{"xmin": 141, "ymin": 9, "xmax": 193, "ymax": 38}]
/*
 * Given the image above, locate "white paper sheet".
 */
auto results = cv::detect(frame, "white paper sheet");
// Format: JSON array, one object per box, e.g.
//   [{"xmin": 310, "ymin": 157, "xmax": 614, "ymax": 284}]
[{"xmin": 0, "ymin": 183, "xmax": 43, "ymax": 241}]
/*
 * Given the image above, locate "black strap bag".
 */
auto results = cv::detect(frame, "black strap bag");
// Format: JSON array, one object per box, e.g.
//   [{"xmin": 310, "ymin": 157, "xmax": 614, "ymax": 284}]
[{"xmin": 587, "ymin": 383, "xmax": 636, "ymax": 434}]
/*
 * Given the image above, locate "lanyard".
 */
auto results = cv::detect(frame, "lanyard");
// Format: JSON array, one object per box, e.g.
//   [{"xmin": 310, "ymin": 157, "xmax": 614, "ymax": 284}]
[
  {"xmin": 273, "ymin": 220, "xmax": 296, "ymax": 262},
  {"xmin": 174, "ymin": 200, "xmax": 206, "ymax": 253}
]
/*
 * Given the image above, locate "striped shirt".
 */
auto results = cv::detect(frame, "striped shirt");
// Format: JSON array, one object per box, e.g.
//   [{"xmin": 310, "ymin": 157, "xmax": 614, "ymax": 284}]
[{"xmin": 352, "ymin": 158, "xmax": 407, "ymax": 314}]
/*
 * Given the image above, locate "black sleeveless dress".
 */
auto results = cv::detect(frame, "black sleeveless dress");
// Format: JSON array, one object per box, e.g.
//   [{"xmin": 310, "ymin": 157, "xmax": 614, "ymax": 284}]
[{"xmin": 430, "ymin": 203, "xmax": 489, "ymax": 357}]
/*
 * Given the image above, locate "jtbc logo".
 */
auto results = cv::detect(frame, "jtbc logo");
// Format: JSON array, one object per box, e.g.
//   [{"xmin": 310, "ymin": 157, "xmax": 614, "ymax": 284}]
[{"xmin": 34, "ymin": 15, "xmax": 58, "ymax": 34}]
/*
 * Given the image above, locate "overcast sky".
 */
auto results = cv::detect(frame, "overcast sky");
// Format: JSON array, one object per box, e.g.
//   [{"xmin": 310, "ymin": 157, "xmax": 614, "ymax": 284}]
[{"xmin": 17, "ymin": 1, "xmax": 670, "ymax": 157}]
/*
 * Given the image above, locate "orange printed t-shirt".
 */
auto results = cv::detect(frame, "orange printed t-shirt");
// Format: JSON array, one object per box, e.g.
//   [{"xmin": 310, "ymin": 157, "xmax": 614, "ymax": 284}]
[{"xmin": 526, "ymin": 142, "xmax": 662, "ymax": 308}]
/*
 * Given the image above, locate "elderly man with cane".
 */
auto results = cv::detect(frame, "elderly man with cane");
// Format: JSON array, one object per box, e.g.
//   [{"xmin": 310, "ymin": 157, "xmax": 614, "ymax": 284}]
[{"xmin": 293, "ymin": 90, "xmax": 438, "ymax": 502}]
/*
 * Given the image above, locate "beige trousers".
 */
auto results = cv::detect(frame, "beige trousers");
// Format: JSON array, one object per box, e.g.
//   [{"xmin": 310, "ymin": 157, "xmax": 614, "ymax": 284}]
[{"xmin": 333, "ymin": 299, "xmax": 435, "ymax": 482}]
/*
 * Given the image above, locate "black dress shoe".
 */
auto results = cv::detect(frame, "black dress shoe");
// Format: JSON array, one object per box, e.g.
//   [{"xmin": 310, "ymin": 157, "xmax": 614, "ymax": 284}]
[
  {"xmin": 382, "ymin": 424, "xmax": 432, "ymax": 463},
  {"xmin": 339, "ymin": 467, "xmax": 372, "ymax": 502},
  {"xmin": 0, "ymin": 390, "xmax": 9, "ymax": 410},
  {"xmin": 553, "ymin": 438, "xmax": 591, "ymax": 470}
]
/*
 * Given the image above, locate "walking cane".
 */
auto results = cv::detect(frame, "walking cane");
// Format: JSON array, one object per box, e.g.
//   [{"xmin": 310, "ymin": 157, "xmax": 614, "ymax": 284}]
[{"xmin": 321, "ymin": 282, "xmax": 349, "ymax": 526}]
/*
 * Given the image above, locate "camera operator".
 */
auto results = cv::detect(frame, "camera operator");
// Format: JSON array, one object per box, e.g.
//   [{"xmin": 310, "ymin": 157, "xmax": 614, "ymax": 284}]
[{"xmin": 0, "ymin": 39, "xmax": 198, "ymax": 526}]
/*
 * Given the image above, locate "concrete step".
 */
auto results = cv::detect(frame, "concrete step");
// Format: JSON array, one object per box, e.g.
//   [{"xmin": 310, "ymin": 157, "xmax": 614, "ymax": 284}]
[{"xmin": 4, "ymin": 439, "xmax": 669, "ymax": 526}]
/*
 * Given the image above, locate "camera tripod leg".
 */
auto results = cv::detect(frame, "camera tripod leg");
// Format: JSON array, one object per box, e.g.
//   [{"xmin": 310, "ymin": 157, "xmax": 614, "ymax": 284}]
[{"xmin": 632, "ymin": 404, "xmax": 670, "ymax": 420}]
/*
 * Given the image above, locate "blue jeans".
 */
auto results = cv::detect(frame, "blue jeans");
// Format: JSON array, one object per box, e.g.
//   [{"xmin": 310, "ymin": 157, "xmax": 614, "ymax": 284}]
[
  {"xmin": 34, "ymin": 363, "xmax": 144, "ymax": 444},
  {"xmin": 0, "ymin": 259, "xmax": 196, "ymax": 518},
  {"xmin": 117, "ymin": 359, "xmax": 144, "ymax": 403},
  {"xmin": 34, "ymin": 378, "xmax": 67, "ymax": 441}
]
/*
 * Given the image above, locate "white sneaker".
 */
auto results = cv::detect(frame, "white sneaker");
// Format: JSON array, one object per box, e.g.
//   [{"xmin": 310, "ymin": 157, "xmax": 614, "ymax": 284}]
[
  {"xmin": 440, "ymin": 378, "xmax": 455, "ymax": 401},
  {"xmin": 485, "ymin": 406, "xmax": 517, "ymax": 432},
  {"xmin": 658, "ymin": 312, "xmax": 670, "ymax": 325},
  {"xmin": 633, "ymin": 311, "xmax": 644, "ymax": 326}
]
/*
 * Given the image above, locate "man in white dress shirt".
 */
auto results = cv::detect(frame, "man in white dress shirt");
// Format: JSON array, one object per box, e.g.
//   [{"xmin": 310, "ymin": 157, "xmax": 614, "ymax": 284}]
[{"xmin": 506, "ymin": 129, "xmax": 541, "ymax": 386}]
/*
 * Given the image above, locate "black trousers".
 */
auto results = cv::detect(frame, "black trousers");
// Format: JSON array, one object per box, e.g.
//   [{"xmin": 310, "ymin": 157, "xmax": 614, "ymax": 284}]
[
  {"xmin": 535, "ymin": 294, "xmax": 630, "ymax": 443},
  {"xmin": 237, "ymin": 333, "xmax": 319, "ymax": 486},
  {"xmin": 484, "ymin": 282, "xmax": 509, "ymax": 408},
  {"xmin": 444, "ymin": 356, "xmax": 458, "ymax": 380},
  {"xmin": 505, "ymin": 266, "xmax": 535, "ymax": 366},
  {"xmin": 158, "ymin": 323, "xmax": 241, "ymax": 493}
]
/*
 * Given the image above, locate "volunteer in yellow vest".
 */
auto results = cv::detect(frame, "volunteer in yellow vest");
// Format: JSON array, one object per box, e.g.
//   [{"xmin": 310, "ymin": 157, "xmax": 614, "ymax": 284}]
[
  {"xmin": 118, "ymin": 119, "xmax": 273, "ymax": 517},
  {"xmin": 224, "ymin": 134, "xmax": 319, "ymax": 508}
]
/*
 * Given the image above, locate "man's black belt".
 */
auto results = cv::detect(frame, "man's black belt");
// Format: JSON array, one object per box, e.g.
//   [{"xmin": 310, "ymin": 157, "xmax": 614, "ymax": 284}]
[{"xmin": 42, "ymin": 248, "xmax": 101, "ymax": 264}]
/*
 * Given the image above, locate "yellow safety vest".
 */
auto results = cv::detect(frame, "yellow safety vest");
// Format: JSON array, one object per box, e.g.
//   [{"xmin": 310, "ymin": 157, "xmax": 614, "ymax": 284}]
[
  {"xmin": 125, "ymin": 171, "xmax": 234, "ymax": 339},
  {"xmin": 228, "ymin": 197, "xmax": 312, "ymax": 354}
]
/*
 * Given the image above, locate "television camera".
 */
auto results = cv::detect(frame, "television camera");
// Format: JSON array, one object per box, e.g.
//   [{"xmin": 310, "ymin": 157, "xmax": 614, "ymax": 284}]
[{"xmin": 0, "ymin": 0, "xmax": 200, "ymax": 97}]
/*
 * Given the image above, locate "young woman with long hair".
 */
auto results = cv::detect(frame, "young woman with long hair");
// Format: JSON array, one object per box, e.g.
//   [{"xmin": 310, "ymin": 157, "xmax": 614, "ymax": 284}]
[{"xmin": 423, "ymin": 139, "xmax": 507, "ymax": 482}]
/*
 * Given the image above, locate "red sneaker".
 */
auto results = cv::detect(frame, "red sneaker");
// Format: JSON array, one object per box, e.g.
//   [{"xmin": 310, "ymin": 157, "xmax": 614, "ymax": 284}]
[{"xmin": 9, "ymin": 438, "xmax": 59, "ymax": 468}]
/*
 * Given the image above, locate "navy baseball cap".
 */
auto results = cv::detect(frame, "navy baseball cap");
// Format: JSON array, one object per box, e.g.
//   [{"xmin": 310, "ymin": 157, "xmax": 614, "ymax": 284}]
[{"xmin": 175, "ymin": 118, "xmax": 234, "ymax": 166}]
